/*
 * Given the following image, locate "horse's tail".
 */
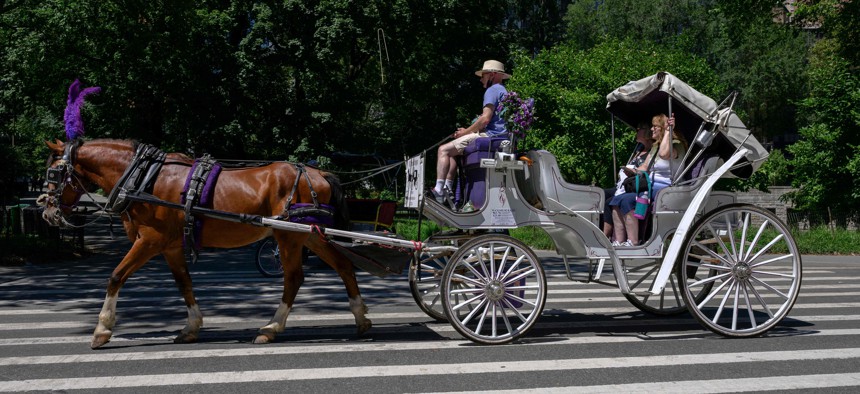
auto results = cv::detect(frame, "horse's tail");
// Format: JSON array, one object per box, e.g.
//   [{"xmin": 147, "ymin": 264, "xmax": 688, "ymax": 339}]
[{"xmin": 323, "ymin": 172, "xmax": 349, "ymax": 229}]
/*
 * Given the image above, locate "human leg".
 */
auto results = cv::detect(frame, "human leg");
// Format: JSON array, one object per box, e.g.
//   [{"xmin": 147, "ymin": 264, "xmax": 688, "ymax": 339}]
[
  {"xmin": 435, "ymin": 133, "xmax": 481, "ymax": 195},
  {"xmin": 435, "ymin": 142, "xmax": 458, "ymax": 195},
  {"xmin": 624, "ymin": 211, "xmax": 640, "ymax": 245},
  {"xmin": 611, "ymin": 207, "xmax": 626, "ymax": 243}
]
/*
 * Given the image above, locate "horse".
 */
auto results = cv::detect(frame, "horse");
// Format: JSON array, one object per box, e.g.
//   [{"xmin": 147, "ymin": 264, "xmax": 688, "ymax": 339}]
[{"xmin": 40, "ymin": 138, "xmax": 371, "ymax": 349}]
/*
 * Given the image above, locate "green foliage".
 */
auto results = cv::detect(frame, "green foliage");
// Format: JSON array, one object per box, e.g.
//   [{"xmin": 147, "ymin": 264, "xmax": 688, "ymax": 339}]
[
  {"xmin": 564, "ymin": 0, "xmax": 809, "ymax": 143},
  {"xmin": 734, "ymin": 148, "xmax": 792, "ymax": 192},
  {"xmin": 507, "ymin": 38, "xmax": 721, "ymax": 186},
  {"xmin": 787, "ymin": 36, "xmax": 860, "ymax": 211}
]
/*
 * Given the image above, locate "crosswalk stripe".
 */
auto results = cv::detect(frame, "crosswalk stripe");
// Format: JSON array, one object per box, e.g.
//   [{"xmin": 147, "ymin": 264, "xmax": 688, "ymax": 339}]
[
  {"xmin": 1, "ymin": 347, "xmax": 859, "ymax": 392},
  {"xmin": 2, "ymin": 327, "xmax": 860, "ymax": 365},
  {"xmin": 0, "ymin": 301, "xmax": 857, "ymax": 331},
  {"xmin": 439, "ymin": 373, "xmax": 860, "ymax": 393}
]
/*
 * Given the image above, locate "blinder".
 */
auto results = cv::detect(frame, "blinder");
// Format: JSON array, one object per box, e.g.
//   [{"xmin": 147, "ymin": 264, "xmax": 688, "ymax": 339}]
[{"xmin": 43, "ymin": 140, "xmax": 86, "ymax": 212}]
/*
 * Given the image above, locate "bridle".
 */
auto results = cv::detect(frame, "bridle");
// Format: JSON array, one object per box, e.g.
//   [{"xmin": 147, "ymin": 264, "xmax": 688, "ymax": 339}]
[{"xmin": 43, "ymin": 140, "xmax": 88, "ymax": 214}]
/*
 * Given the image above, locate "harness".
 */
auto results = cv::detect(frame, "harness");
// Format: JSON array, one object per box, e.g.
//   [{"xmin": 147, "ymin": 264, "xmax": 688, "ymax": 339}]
[
  {"xmin": 105, "ymin": 143, "xmax": 166, "ymax": 214},
  {"xmin": 281, "ymin": 163, "xmax": 336, "ymax": 226},
  {"xmin": 180, "ymin": 154, "xmax": 221, "ymax": 262}
]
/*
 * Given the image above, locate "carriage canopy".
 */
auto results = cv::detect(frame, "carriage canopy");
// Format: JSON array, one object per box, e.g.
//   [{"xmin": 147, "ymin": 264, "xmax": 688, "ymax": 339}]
[{"xmin": 605, "ymin": 72, "xmax": 769, "ymax": 178}]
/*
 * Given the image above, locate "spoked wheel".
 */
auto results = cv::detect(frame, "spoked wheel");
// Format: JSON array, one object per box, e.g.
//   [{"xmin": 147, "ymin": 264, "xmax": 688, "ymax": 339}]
[
  {"xmin": 255, "ymin": 237, "xmax": 283, "ymax": 277},
  {"xmin": 622, "ymin": 235, "xmax": 714, "ymax": 316},
  {"xmin": 622, "ymin": 257, "xmax": 687, "ymax": 315},
  {"xmin": 440, "ymin": 234, "xmax": 547, "ymax": 344},
  {"xmin": 677, "ymin": 204, "xmax": 802, "ymax": 337},
  {"xmin": 409, "ymin": 237, "xmax": 456, "ymax": 322}
]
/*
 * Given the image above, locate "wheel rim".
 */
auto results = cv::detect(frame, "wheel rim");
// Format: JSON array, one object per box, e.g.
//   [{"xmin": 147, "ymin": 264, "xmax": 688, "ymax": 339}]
[
  {"xmin": 441, "ymin": 235, "xmax": 546, "ymax": 344},
  {"xmin": 255, "ymin": 238, "xmax": 283, "ymax": 277},
  {"xmin": 679, "ymin": 205, "xmax": 802, "ymax": 337}
]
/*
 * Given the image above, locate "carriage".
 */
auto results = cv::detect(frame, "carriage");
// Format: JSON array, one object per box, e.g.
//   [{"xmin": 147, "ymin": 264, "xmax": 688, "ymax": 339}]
[
  {"xmin": 402, "ymin": 71, "xmax": 801, "ymax": 343},
  {"xmin": 42, "ymin": 73, "xmax": 801, "ymax": 347}
]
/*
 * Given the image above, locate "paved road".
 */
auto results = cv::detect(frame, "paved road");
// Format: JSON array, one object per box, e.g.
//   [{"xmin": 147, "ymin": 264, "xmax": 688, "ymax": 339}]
[{"xmin": 1, "ymin": 199, "xmax": 859, "ymax": 392}]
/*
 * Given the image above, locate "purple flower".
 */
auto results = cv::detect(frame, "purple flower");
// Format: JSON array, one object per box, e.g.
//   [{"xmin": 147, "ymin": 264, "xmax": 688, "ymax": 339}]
[{"xmin": 497, "ymin": 91, "xmax": 536, "ymax": 137}]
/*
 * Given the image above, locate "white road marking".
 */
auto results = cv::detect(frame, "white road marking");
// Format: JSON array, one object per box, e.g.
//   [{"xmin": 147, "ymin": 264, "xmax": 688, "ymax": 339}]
[{"xmin": 1, "ymin": 348, "xmax": 859, "ymax": 392}]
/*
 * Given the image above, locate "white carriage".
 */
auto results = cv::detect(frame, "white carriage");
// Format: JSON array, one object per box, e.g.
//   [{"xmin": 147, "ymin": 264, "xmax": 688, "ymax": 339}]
[{"xmin": 405, "ymin": 72, "xmax": 802, "ymax": 344}]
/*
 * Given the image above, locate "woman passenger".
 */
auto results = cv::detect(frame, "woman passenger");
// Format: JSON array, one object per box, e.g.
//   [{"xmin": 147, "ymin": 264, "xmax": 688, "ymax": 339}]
[{"xmin": 609, "ymin": 113, "xmax": 688, "ymax": 247}]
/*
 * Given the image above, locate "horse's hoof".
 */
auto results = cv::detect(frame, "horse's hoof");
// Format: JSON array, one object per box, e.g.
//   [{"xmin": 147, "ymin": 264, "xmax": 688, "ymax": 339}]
[
  {"xmin": 91, "ymin": 333, "xmax": 111, "ymax": 349},
  {"xmin": 253, "ymin": 333, "xmax": 274, "ymax": 344},
  {"xmin": 357, "ymin": 319, "xmax": 372, "ymax": 335},
  {"xmin": 174, "ymin": 333, "xmax": 199, "ymax": 344}
]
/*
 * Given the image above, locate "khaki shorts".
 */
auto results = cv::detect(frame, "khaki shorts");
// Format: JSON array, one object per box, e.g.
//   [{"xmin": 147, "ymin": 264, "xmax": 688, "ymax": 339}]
[{"xmin": 452, "ymin": 132, "xmax": 488, "ymax": 154}]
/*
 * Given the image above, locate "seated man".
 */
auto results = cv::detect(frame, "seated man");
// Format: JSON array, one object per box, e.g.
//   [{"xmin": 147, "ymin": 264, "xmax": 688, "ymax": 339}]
[{"xmin": 432, "ymin": 60, "xmax": 510, "ymax": 200}]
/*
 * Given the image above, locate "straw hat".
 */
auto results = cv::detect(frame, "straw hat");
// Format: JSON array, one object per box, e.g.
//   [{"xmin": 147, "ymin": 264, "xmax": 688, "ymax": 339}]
[{"xmin": 475, "ymin": 60, "xmax": 511, "ymax": 79}]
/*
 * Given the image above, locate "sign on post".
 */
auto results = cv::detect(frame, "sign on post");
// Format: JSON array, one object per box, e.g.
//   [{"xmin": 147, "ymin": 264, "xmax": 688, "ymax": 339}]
[{"xmin": 404, "ymin": 154, "xmax": 425, "ymax": 208}]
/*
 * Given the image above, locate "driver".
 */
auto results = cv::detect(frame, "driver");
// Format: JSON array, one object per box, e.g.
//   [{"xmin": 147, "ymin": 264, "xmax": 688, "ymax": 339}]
[{"xmin": 432, "ymin": 60, "xmax": 510, "ymax": 200}]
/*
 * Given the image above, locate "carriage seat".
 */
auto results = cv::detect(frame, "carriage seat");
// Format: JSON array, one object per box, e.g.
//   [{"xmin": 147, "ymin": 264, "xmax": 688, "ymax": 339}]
[
  {"xmin": 516, "ymin": 150, "xmax": 603, "ymax": 217},
  {"xmin": 653, "ymin": 153, "xmax": 721, "ymax": 212},
  {"xmin": 456, "ymin": 136, "xmax": 509, "ymax": 209}
]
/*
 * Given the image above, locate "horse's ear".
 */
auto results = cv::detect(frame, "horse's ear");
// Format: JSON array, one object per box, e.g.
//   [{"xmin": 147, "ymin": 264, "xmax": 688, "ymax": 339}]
[{"xmin": 45, "ymin": 139, "xmax": 65, "ymax": 153}]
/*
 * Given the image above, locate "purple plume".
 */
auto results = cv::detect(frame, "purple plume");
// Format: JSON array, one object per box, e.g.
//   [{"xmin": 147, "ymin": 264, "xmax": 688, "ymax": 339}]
[{"xmin": 64, "ymin": 79, "xmax": 101, "ymax": 141}]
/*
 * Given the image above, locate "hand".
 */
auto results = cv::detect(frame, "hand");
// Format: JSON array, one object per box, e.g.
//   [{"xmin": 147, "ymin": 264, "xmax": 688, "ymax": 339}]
[
  {"xmin": 453, "ymin": 128, "xmax": 467, "ymax": 138},
  {"xmin": 667, "ymin": 113, "xmax": 675, "ymax": 129},
  {"xmin": 622, "ymin": 167, "xmax": 636, "ymax": 176}
]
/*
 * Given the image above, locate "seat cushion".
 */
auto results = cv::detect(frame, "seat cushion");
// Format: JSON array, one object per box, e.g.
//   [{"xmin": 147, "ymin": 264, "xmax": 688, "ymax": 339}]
[{"xmin": 463, "ymin": 137, "xmax": 507, "ymax": 168}]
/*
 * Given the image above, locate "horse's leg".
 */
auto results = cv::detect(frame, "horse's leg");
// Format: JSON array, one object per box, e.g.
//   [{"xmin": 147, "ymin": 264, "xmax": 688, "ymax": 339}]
[
  {"xmin": 305, "ymin": 235, "xmax": 372, "ymax": 335},
  {"xmin": 162, "ymin": 247, "xmax": 203, "ymax": 344},
  {"xmin": 253, "ymin": 231, "xmax": 307, "ymax": 344},
  {"xmin": 91, "ymin": 239, "xmax": 161, "ymax": 349}
]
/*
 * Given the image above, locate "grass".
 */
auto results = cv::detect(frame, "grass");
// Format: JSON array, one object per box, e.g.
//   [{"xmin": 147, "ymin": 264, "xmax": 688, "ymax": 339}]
[{"xmin": 781, "ymin": 227, "xmax": 860, "ymax": 255}]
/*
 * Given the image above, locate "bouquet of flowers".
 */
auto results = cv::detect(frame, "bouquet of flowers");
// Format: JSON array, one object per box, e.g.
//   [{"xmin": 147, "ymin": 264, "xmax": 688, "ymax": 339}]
[{"xmin": 496, "ymin": 91, "xmax": 535, "ymax": 138}]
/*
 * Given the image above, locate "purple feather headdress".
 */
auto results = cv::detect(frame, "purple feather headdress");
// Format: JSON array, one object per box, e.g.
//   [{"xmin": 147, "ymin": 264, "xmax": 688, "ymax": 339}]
[{"xmin": 64, "ymin": 79, "xmax": 101, "ymax": 141}]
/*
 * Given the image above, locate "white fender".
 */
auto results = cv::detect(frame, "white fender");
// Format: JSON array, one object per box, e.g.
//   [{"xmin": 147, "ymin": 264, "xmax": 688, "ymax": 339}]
[{"xmin": 649, "ymin": 148, "xmax": 749, "ymax": 295}]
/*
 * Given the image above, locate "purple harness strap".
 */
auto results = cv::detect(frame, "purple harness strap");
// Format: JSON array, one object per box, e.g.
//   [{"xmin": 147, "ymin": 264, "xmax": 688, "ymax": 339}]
[
  {"xmin": 287, "ymin": 203, "xmax": 336, "ymax": 226},
  {"xmin": 181, "ymin": 159, "xmax": 222, "ymax": 251}
]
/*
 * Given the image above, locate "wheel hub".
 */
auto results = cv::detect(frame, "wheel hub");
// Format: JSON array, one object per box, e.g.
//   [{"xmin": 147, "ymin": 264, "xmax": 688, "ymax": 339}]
[
  {"xmin": 485, "ymin": 280, "xmax": 505, "ymax": 301},
  {"xmin": 733, "ymin": 262, "xmax": 752, "ymax": 280}
]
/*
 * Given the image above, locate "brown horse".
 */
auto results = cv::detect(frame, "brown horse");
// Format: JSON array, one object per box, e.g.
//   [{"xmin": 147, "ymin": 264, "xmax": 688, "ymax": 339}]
[{"xmin": 40, "ymin": 138, "xmax": 371, "ymax": 349}]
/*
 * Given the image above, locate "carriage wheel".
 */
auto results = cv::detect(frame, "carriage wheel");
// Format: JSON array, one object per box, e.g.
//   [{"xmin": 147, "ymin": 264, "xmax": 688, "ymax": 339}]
[
  {"xmin": 440, "ymin": 234, "xmax": 546, "ymax": 344},
  {"xmin": 409, "ymin": 239, "xmax": 454, "ymax": 322},
  {"xmin": 677, "ymin": 204, "xmax": 802, "ymax": 337},
  {"xmin": 255, "ymin": 237, "xmax": 283, "ymax": 277},
  {"xmin": 622, "ymin": 235, "xmax": 714, "ymax": 316},
  {"xmin": 622, "ymin": 257, "xmax": 687, "ymax": 315}
]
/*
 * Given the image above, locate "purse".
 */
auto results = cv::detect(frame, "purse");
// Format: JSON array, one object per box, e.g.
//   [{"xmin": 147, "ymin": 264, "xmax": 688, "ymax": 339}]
[
  {"xmin": 622, "ymin": 171, "xmax": 650, "ymax": 193},
  {"xmin": 622, "ymin": 147, "xmax": 657, "ymax": 194}
]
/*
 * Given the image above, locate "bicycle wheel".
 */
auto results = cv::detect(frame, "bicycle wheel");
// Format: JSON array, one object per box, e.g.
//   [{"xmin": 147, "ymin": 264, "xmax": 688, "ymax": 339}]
[{"xmin": 255, "ymin": 237, "xmax": 284, "ymax": 277}]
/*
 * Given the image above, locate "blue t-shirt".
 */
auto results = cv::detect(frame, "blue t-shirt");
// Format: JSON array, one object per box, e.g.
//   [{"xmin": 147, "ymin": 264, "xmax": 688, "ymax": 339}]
[{"xmin": 483, "ymin": 83, "xmax": 508, "ymax": 137}]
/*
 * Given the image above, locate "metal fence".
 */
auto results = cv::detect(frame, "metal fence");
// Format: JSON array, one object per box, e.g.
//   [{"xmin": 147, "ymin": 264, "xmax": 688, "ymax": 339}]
[{"xmin": 787, "ymin": 209, "xmax": 859, "ymax": 231}]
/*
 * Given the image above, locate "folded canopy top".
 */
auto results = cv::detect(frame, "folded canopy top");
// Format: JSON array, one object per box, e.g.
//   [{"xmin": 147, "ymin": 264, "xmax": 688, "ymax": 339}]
[{"xmin": 605, "ymin": 71, "xmax": 768, "ymax": 178}]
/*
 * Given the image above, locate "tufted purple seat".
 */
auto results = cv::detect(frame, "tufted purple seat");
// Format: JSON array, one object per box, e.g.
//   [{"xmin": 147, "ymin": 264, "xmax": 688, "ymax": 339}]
[{"xmin": 456, "ymin": 136, "xmax": 509, "ymax": 209}]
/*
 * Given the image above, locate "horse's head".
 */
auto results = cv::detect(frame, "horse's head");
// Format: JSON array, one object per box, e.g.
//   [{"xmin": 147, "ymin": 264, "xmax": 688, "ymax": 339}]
[{"xmin": 39, "ymin": 139, "xmax": 95, "ymax": 227}]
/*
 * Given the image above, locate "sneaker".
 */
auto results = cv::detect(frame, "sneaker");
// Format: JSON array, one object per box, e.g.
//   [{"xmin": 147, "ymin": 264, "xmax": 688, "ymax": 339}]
[
  {"xmin": 620, "ymin": 240, "xmax": 635, "ymax": 247},
  {"xmin": 429, "ymin": 188, "xmax": 445, "ymax": 203},
  {"xmin": 611, "ymin": 240, "xmax": 621, "ymax": 247}
]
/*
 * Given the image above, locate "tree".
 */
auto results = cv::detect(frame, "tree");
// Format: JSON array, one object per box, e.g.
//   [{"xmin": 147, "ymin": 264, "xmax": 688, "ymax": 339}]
[{"xmin": 786, "ymin": 36, "xmax": 860, "ymax": 211}]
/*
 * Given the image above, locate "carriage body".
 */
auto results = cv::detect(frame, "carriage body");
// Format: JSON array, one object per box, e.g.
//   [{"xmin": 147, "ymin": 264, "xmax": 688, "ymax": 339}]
[{"xmin": 409, "ymin": 72, "xmax": 801, "ymax": 343}]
